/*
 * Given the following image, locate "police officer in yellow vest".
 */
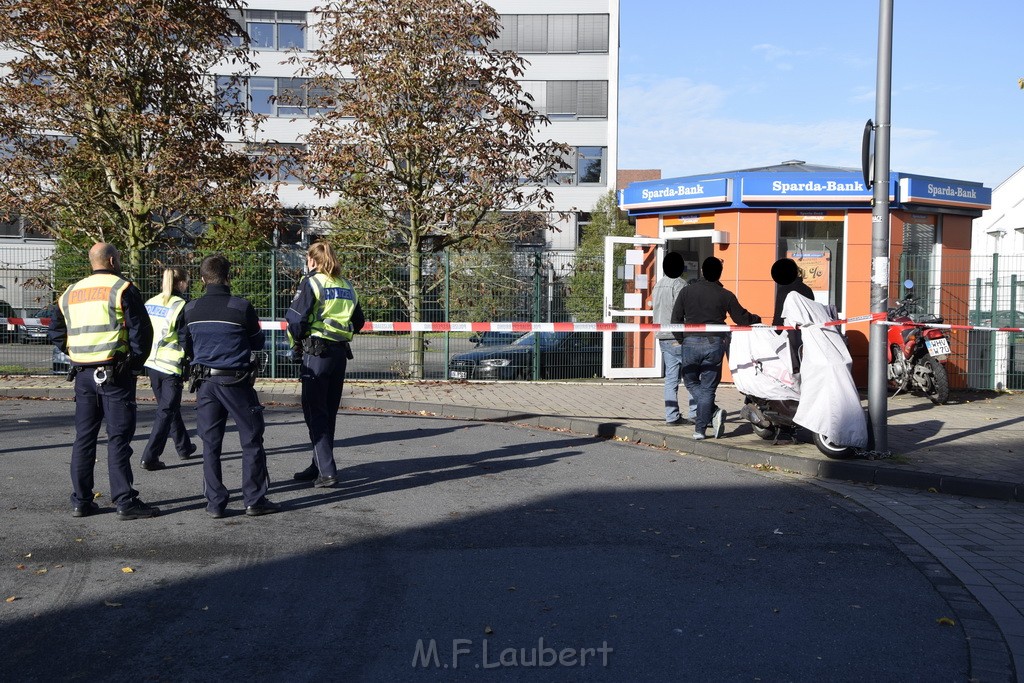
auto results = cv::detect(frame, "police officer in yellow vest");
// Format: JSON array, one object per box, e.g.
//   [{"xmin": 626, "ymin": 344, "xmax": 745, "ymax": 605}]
[
  {"xmin": 48, "ymin": 243, "xmax": 156, "ymax": 519},
  {"xmin": 286, "ymin": 241, "xmax": 364, "ymax": 488},
  {"xmin": 139, "ymin": 267, "xmax": 198, "ymax": 470}
]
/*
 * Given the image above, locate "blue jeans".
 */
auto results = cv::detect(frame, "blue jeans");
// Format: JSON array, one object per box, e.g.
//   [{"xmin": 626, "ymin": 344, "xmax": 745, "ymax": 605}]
[
  {"xmin": 681, "ymin": 336, "xmax": 727, "ymax": 433},
  {"xmin": 660, "ymin": 339, "xmax": 696, "ymax": 422}
]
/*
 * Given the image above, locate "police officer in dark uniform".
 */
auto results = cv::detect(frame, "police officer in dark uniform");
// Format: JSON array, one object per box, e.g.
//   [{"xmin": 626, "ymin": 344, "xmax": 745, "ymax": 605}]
[
  {"xmin": 48, "ymin": 242, "xmax": 157, "ymax": 519},
  {"xmin": 181, "ymin": 254, "xmax": 279, "ymax": 518},
  {"xmin": 286, "ymin": 241, "xmax": 364, "ymax": 488}
]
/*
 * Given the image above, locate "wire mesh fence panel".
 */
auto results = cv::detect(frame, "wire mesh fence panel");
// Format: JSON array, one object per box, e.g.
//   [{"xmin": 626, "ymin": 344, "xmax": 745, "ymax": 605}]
[
  {"xmin": 963, "ymin": 253, "xmax": 1024, "ymax": 391},
  {"xmin": 0, "ymin": 243, "xmax": 607, "ymax": 381},
  {"xmin": 893, "ymin": 252, "xmax": 1024, "ymax": 391},
  {"xmin": 20, "ymin": 242, "xmax": 1024, "ymax": 387}
]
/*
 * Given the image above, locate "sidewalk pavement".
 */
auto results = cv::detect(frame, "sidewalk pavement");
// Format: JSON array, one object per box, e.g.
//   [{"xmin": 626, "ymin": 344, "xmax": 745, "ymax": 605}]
[{"xmin": 2, "ymin": 374, "xmax": 1022, "ymax": 502}]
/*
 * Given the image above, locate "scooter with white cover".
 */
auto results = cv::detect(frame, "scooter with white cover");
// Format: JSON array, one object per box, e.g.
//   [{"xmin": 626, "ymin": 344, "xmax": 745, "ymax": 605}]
[{"xmin": 728, "ymin": 292, "xmax": 868, "ymax": 459}]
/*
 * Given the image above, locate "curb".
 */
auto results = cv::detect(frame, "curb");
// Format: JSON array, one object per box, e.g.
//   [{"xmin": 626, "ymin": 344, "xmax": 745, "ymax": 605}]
[{"xmin": 4, "ymin": 386, "xmax": 1021, "ymax": 504}]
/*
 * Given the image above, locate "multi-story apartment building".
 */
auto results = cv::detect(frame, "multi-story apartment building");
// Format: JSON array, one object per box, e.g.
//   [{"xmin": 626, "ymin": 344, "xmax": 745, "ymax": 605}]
[
  {"xmin": 0, "ymin": 1, "xmax": 619, "ymax": 314},
  {"xmin": 225, "ymin": 0, "xmax": 619, "ymax": 254}
]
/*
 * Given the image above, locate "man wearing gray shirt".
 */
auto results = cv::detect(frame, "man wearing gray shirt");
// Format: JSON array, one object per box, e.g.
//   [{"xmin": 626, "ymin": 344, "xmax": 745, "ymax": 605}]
[{"xmin": 651, "ymin": 252, "xmax": 695, "ymax": 425}]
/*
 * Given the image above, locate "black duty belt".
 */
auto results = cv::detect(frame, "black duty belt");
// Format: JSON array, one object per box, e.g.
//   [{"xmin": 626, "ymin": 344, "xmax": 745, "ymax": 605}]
[{"xmin": 204, "ymin": 367, "xmax": 250, "ymax": 378}]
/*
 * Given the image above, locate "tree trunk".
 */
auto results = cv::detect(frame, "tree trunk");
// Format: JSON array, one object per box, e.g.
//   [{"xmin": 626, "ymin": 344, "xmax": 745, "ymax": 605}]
[{"xmin": 407, "ymin": 236, "xmax": 424, "ymax": 379}]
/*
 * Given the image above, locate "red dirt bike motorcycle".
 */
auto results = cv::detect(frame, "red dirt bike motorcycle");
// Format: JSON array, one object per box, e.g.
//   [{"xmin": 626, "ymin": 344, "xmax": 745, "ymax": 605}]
[{"xmin": 886, "ymin": 284, "xmax": 950, "ymax": 405}]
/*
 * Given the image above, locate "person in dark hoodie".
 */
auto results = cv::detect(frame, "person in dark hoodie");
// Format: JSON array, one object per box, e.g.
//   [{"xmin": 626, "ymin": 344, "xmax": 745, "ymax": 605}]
[{"xmin": 671, "ymin": 256, "xmax": 761, "ymax": 440}]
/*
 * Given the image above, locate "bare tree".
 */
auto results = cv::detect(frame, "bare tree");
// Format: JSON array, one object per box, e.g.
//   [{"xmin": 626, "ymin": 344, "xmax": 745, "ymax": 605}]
[
  {"xmin": 0, "ymin": 0, "xmax": 279, "ymax": 269},
  {"xmin": 297, "ymin": 0, "xmax": 569, "ymax": 377}
]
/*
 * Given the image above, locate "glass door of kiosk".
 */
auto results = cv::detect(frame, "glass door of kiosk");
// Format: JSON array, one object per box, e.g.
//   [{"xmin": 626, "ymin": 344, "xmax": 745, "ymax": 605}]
[
  {"xmin": 602, "ymin": 236, "xmax": 664, "ymax": 378},
  {"xmin": 600, "ymin": 233, "xmax": 716, "ymax": 379}
]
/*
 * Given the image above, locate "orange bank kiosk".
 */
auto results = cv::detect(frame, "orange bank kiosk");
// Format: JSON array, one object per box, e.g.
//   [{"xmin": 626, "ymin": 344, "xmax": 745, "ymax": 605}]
[{"xmin": 615, "ymin": 162, "xmax": 991, "ymax": 387}]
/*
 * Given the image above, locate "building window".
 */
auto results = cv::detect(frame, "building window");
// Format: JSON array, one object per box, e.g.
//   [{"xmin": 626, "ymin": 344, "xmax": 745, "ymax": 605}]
[
  {"xmin": 577, "ymin": 15, "xmax": 610, "ymax": 52},
  {"xmin": 901, "ymin": 215, "xmax": 938, "ymax": 312},
  {"xmin": 276, "ymin": 209, "xmax": 309, "ymax": 246},
  {"xmin": 251, "ymin": 144, "xmax": 305, "ymax": 184},
  {"xmin": 548, "ymin": 147, "xmax": 606, "ymax": 186},
  {"xmin": 217, "ymin": 76, "xmax": 337, "ymax": 117},
  {"xmin": 237, "ymin": 10, "xmax": 306, "ymax": 51},
  {"xmin": 494, "ymin": 14, "xmax": 609, "ymax": 54},
  {"xmin": 778, "ymin": 217, "xmax": 845, "ymax": 310},
  {"xmin": 0, "ymin": 214, "xmax": 19, "ymax": 238},
  {"xmin": 0, "ymin": 213, "xmax": 46, "ymax": 239},
  {"xmin": 577, "ymin": 147, "xmax": 604, "ymax": 184},
  {"xmin": 520, "ymin": 81, "xmax": 608, "ymax": 119}
]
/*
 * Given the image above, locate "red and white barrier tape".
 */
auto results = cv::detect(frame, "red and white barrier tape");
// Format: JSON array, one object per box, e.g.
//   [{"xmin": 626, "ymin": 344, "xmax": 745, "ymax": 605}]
[{"xmin": 9, "ymin": 312, "xmax": 1023, "ymax": 334}]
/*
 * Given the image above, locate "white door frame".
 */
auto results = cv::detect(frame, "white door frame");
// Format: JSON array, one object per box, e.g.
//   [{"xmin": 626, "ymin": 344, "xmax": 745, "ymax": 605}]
[{"xmin": 602, "ymin": 235, "xmax": 665, "ymax": 379}]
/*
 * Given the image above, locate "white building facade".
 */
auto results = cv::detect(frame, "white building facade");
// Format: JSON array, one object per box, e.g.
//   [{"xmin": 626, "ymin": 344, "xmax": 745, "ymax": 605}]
[
  {"xmin": 973, "ymin": 166, "xmax": 1024, "ymax": 259},
  {"xmin": 222, "ymin": 0, "xmax": 619, "ymax": 254}
]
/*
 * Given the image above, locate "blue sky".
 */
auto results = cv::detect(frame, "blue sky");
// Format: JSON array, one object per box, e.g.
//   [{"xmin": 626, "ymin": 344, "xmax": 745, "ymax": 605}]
[{"xmin": 618, "ymin": 1, "xmax": 1024, "ymax": 190}]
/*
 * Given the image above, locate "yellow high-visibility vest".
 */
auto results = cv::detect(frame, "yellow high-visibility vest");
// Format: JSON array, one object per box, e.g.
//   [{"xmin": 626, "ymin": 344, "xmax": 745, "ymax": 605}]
[
  {"xmin": 143, "ymin": 294, "xmax": 186, "ymax": 375},
  {"xmin": 308, "ymin": 273, "xmax": 357, "ymax": 342},
  {"xmin": 59, "ymin": 273, "xmax": 130, "ymax": 364}
]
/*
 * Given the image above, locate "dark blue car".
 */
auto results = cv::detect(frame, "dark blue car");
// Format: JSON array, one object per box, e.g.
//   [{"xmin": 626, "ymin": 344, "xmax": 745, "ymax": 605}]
[{"xmin": 448, "ymin": 331, "xmax": 607, "ymax": 381}]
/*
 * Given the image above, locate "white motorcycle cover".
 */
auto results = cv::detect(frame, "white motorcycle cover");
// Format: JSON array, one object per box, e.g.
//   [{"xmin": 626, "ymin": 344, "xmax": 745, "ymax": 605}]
[
  {"xmin": 782, "ymin": 293, "xmax": 868, "ymax": 448},
  {"xmin": 728, "ymin": 328, "xmax": 801, "ymax": 402}
]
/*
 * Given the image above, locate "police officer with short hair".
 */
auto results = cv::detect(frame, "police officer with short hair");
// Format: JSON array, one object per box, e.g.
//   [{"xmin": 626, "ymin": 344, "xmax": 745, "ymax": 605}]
[
  {"xmin": 48, "ymin": 242, "xmax": 157, "ymax": 519},
  {"xmin": 181, "ymin": 254, "xmax": 278, "ymax": 518},
  {"xmin": 139, "ymin": 267, "xmax": 197, "ymax": 470},
  {"xmin": 286, "ymin": 241, "xmax": 364, "ymax": 488}
]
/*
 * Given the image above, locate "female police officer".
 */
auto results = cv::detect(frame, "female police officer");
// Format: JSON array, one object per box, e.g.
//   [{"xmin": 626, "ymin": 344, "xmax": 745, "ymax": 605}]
[
  {"xmin": 286, "ymin": 242, "xmax": 364, "ymax": 488},
  {"xmin": 140, "ymin": 267, "xmax": 197, "ymax": 470}
]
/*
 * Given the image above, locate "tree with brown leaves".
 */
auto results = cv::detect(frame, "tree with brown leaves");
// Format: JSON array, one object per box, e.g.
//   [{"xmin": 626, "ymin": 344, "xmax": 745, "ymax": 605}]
[
  {"xmin": 297, "ymin": 0, "xmax": 569, "ymax": 378},
  {"xmin": 0, "ymin": 0, "xmax": 278, "ymax": 270}
]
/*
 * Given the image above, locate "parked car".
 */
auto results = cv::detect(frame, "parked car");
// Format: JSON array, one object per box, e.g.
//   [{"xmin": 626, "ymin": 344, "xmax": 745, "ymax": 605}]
[
  {"xmin": 53, "ymin": 332, "xmax": 300, "ymax": 377},
  {"xmin": 970, "ymin": 310, "xmax": 1024, "ymax": 329},
  {"xmin": 0, "ymin": 300, "xmax": 19, "ymax": 343},
  {"xmin": 52, "ymin": 346, "xmax": 70, "ymax": 374},
  {"xmin": 448, "ymin": 331, "xmax": 612, "ymax": 380},
  {"xmin": 259, "ymin": 332, "xmax": 299, "ymax": 378},
  {"xmin": 20, "ymin": 305, "xmax": 56, "ymax": 343},
  {"xmin": 468, "ymin": 331, "xmax": 525, "ymax": 347}
]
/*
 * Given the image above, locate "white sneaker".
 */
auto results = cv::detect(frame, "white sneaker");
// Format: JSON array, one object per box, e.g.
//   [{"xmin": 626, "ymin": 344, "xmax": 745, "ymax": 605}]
[
  {"xmin": 693, "ymin": 431, "xmax": 706, "ymax": 441},
  {"xmin": 712, "ymin": 409, "xmax": 727, "ymax": 439}
]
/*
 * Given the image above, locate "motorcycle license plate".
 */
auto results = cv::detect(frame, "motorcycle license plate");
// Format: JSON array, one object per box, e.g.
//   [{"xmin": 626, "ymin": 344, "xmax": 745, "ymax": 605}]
[{"xmin": 925, "ymin": 337, "xmax": 950, "ymax": 357}]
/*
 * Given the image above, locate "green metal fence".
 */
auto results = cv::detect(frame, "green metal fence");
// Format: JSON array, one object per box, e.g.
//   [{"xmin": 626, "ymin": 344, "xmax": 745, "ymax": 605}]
[
  {"xmin": 895, "ymin": 252, "xmax": 1024, "ymax": 391},
  {"xmin": 0, "ymin": 243, "xmax": 606, "ymax": 381}
]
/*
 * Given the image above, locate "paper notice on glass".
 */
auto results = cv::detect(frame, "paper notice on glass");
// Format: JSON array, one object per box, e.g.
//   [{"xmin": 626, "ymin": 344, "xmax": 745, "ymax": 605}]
[
  {"xmin": 634, "ymin": 274, "xmax": 649, "ymax": 290},
  {"xmin": 625, "ymin": 249, "xmax": 644, "ymax": 265},
  {"xmin": 624, "ymin": 265, "xmax": 634, "ymax": 280},
  {"xmin": 623, "ymin": 292, "xmax": 643, "ymax": 309}
]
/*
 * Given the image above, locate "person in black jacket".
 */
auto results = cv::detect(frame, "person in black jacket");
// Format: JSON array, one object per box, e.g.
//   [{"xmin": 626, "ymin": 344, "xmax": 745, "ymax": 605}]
[
  {"xmin": 181, "ymin": 255, "xmax": 278, "ymax": 518},
  {"xmin": 48, "ymin": 242, "xmax": 157, "ymax": 520},
  {"xmin": 671, "ymin": 257, "xmax": 762, "ymax": 441}
]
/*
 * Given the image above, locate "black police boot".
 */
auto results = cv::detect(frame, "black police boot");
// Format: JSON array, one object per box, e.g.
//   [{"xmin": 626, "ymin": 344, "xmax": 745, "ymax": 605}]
[{"xmin": 293, "ymin": 463, "xmax": 318, "ymax": 481}]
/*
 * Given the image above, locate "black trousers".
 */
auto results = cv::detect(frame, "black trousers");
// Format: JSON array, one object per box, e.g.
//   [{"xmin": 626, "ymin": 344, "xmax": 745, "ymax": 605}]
[
  {"xmin": 299, "ymin": 344, "xmax": 348, "ymax": 478},
  {"xmin": 70, "ymin": 368, "xmax": 139, "ymax": 509},
  {"xmin": 141, "ymin": 368, "xmax": 194, "ymax": 462},
  {"xmin": 195, "ymin": 378, "xmax": 269, "ymax": 511}
]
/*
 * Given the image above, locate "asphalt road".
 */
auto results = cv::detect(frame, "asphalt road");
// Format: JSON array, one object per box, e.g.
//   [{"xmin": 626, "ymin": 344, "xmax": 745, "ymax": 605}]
[{"xmin": 1, "ymin": 399, "xmax": 968, "ymax": 681}]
